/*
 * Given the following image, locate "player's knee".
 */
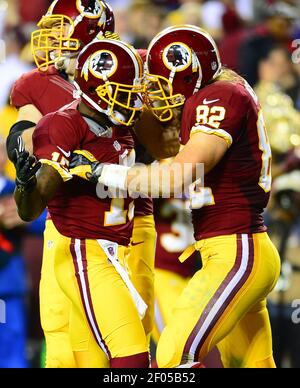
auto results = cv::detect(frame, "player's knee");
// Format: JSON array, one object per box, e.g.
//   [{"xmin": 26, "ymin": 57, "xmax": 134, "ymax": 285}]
[
  {"xmin": 156, "ymin": 328, "xmax": 181, "ymax": 368},
  {"xmin": 110, "ymin": 352, "xmax": 149, "ymax": 368}
]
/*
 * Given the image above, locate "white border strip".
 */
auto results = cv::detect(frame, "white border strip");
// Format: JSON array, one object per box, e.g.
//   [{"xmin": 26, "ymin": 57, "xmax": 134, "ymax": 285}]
[
  {"xmin": 74, "ymin": 238, "xmax": 109, "ymax": 358},
  {"xmin": 189, "ymin": 234, "xmax": 250, "ymax": 356}
]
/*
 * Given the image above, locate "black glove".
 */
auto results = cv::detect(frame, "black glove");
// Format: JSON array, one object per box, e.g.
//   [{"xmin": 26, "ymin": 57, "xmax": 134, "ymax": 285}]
[
  {"xmin": 69, "ymin": 150, "xmax": 104, "ymax": 184},
  {"xmin": 13, "ymin": 136, "xmax": 41, "ymax": 192}
]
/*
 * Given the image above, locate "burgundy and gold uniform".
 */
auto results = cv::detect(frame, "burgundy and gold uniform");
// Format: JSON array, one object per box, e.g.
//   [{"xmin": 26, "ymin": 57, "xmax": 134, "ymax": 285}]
[
  {"xmin": 127, "ymin": 49, "xmax": 155, "ymax": 343},
  {"xmin": 156, "ymin": 79, "xmax": 281, "ymax": 368},
  {"xmin": 180, "ymin": 80, "xmax": 271, "ymax": 240},
  {"xmin": 33, "ymin": 108, "xmax": 135, "ymax": 242},
  {"xmin": 155, "ymin": 199, "xmax": 196, "ymax": 278},
  {"xmin": 33, "ymin": 106, "xmax": 148, "ymax": 367},
  {"xmin": 11, "ymin": 66, "xmax": 77, "ymax": 368},
  {"xmin": 11, "ymin": 64, "xmax": 155, "ymax": 362}
]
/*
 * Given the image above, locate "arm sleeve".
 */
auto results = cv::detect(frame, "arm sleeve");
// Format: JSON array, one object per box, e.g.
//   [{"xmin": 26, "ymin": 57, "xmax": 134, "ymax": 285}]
[
  {"xmin": 33, "ymin": 113, "xmax": 80, "ymax": 181},
  {"xmin": 10, "ymin": 71, "xmax": 45, "ymax": 109}
]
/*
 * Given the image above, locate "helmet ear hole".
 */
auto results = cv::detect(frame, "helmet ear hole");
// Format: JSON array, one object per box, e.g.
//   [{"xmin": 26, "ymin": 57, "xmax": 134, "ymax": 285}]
[
  {"xmin": 89, "ymin": 86, "xmax": 96, "ymax": 94},
  {"xmin": 184, "ymin": 75, "xmax": 193, "ymax": 84}
]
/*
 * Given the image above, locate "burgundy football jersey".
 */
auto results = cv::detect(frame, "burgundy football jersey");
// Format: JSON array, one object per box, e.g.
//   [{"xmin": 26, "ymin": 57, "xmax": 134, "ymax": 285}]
[
  {"xmin": 180, "ymin": 80, "xmax": 271, "ymax": 240},
  {"xmin": 154, "ymin": 199, "xmax": 198, "ymax": 278},
  {"xmin": 33, "ymin": 108, "xmax": 135, "ymax": 245},
  {"xmin": 11, "ymin": 65, "xmax": 153, "ymax": 217},
  {"xmin": 10, "ymin": 66, "xmax": 75, "ymax": 114}
]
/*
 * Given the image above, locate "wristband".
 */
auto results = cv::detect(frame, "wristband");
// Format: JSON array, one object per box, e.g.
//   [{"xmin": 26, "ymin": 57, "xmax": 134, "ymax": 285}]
[{"xmin": 98, "ymin": 164, "xmax": 130, "ymax": 191}]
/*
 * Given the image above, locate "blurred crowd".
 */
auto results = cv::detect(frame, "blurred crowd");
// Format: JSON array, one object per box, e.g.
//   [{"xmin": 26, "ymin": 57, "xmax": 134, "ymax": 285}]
[{"xmin": 0, "ymin": 0, "xmax": 300, "ymax": 368}]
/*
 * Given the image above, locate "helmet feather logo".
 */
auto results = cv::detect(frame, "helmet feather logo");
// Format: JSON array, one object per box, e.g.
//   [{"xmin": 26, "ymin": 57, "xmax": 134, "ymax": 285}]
[
  {"xmin": 163, "ymin": 42, "xmax": 192, "ymax": 72},
  {"xmin": 76, "ymin": 0, "xmax": 103, "ymax": 18}
]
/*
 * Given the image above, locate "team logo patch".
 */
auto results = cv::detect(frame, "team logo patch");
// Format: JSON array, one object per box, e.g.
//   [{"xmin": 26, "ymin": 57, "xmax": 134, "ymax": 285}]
[
  {"xmin": 89, "ymin": 50, "xmax": 117, "ymax": 79},
  {"xmin": 163, "ymin": 42, "xmax": 192, "ymax": 72},
  {"xmin": 46, "ymin": 0, "xmax": 59, "ymax": 15},
  {"xmin": 81, "ymin": 50, "xmax": 118, "ymax": 81},
  {"xmin": 76, "ymin": 0, "xmax": 104, "ymax": 18}
]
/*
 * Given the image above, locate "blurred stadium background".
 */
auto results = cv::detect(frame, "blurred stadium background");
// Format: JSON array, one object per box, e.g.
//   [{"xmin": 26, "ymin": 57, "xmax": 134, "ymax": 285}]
[{"xmin": 0, "ymin": 0, "xmax": 300, "ymax": 368}]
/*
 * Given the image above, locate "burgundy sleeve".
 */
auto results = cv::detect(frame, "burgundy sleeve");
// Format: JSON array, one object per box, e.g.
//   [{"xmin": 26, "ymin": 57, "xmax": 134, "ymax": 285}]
[
  {"xmin": 33, "ymin": 112, "xmax": 80, "ymax": 181},
  {"xmin": 10, "ymin": 73, "xmax": 35, "ymax": 109}
]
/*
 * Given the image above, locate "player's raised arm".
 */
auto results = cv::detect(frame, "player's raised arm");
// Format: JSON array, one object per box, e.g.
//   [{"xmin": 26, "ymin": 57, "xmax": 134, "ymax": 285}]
[
  {"xmin": 7, "ymin": 71, "xmax": 45, "ymax": 160},
  {"xmin": 15, "ymin": 104, "xmax": 44, "ymax": 151},
  {"xmin": 72, "ymin": 129, "xmax": 228, "ymax": 198},
  {"xmin": 6, "ymin": 104, "xmax": 42, "ymax": 162},
  {"xmin": 14, "ymin": 108, "xmax": 77, "ymax": 221},
  {"xmin": 14, "ymin": 139, "xmax": 63, "ymax": 222}
]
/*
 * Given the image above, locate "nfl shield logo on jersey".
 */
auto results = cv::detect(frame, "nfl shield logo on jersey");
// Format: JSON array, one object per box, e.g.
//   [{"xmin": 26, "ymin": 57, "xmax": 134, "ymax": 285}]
[{"xmin": 108, "ymin": 246, "xmax": 115, "ymax": 257}]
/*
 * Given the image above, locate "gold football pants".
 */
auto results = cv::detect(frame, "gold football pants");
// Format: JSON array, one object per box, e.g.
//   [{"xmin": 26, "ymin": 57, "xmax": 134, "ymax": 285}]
[
  {"xmin": 127, "ymin": 214, "xmax": 156, "ymax": 341},
  {"xmin": 40, "ymin": 220, "xmax": 76, "ymax": 368},
  {"xmin": 53, "ymin": 235, "xmax": 149, "ymax": 367},
  {"xmin": 156, "ymin": 233, "xmax": 280, "ymax": 368}
]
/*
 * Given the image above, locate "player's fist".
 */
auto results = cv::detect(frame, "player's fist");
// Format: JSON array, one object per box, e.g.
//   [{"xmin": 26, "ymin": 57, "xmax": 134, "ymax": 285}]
[
  {"xmin": 13, "ymin": 136, "xmax": 41, "ymax": 192},
  {"xmin": 70, "ymin": 150, "xmax": 104, "ymax": 183}
]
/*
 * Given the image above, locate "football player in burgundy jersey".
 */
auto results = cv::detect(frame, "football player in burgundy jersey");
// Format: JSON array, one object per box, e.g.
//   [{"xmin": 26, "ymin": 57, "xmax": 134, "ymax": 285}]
[
  {"xmin": 8, "ymin": 0, "xmax": 156, "ymax": 367},
  {"xmin": 7, "ymin": 0, "xmax": 115, "ymax": 368},
  {"xmin": 74, "ymin": 25, "xmax": 281, "ymax": 368},
  {"xmin": 14, "ymin": 39, "xmax": 149, "ymax": 368}
]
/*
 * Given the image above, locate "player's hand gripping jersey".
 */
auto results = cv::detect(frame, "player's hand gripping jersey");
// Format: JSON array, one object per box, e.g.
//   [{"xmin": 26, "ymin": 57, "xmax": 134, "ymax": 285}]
[
  {"xmin": 180, "ymin": 80, "xmax": 271, "ymax": 240},
  {"xmin": 33, "ymin": 105, "xmax": 135, "ymax": 245}
]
